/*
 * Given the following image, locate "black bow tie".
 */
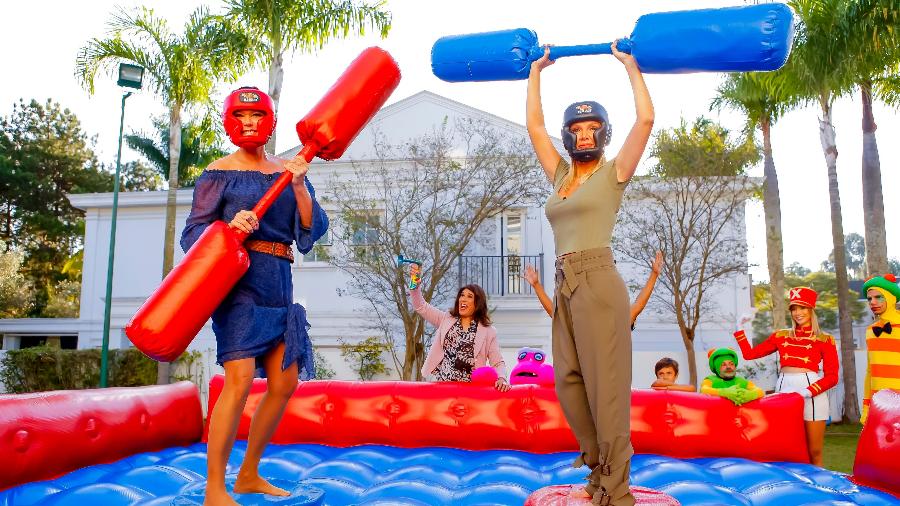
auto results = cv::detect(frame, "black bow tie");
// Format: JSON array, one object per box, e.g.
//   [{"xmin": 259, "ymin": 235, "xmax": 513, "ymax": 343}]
[{"xmin": 873, "ymin": 322, "xmax": 893, "ymax": 337}]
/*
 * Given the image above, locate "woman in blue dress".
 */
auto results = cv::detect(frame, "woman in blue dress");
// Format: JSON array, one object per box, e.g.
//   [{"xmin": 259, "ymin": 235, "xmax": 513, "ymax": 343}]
[{"xmin": 180, "ymin": 87, "xmax": 328, "ymax": 505}]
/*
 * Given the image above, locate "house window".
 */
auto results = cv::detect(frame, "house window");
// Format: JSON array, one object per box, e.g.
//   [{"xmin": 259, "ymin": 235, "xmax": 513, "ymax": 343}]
[
  {"xmin": 504, "ymin": 212, "xmax": 522, "ymax": 257},
  {"xmin": 503, "ymin": 211, "xmax": 524, "ymax": 294},
  {"xmin": 303, "ymin": 230, "xmax": 333, "ymax": 263},
  {"xmin": 349, "ymin": 213, "xmax": 382, "ymax": 260},
  {"xmin": 16, "ymin": 335, "xmax": 78, "ymax": 349}
]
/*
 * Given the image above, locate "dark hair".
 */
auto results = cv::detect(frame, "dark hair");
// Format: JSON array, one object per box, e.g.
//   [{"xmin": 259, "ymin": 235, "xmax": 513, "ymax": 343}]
[
  {"xmin": 654, "ymin": 357, "xmax": 679, "ymax": 376},
  {"xmin": 449, "ymin": 284, "xmax": 491, "ymax": 326}
]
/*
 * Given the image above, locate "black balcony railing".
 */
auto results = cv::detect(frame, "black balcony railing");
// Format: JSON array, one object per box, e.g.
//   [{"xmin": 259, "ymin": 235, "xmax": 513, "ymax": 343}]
[{"xmin": 457, "ymin": 254, "xmax": 544, "ymax": 296}]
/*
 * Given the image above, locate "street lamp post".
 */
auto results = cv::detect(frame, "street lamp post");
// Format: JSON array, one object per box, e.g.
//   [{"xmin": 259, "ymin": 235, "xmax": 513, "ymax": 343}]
[{"xmin": 100, "ymin": 63, "xmax": 144, "ymax": 388}]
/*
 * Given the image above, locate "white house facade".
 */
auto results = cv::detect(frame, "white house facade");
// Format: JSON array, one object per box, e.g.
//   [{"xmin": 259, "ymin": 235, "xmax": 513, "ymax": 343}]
[{"xmin": 0, "ymin": 91, "xmax": 866, "ymax": 419}]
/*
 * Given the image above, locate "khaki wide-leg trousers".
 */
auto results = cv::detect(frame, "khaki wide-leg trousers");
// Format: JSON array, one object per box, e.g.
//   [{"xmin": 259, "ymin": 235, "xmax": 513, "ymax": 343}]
[{"xmin": 553, "ymin": 247, "xmax": 634, "ymax": 506}]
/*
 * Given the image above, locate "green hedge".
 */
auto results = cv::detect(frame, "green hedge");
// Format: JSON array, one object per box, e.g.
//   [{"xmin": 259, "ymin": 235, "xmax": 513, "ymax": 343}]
[{"xmin": 0, "ymin": 346, "xmax": 186, "ymax": 393}]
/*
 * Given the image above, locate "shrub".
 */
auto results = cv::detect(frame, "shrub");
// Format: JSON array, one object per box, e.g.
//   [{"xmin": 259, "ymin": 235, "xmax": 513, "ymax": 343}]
[
  {"xmin": 0, "ymin": 346, "xmax": 195, "ymax": 393},
  {"xmin": 339, "ymin": 337, "xmax": 390, "ymax": 381}
]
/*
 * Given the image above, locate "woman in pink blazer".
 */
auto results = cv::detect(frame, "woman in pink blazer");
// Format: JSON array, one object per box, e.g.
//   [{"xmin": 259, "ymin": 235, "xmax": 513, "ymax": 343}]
[{"xmin": 411, "ymin": 283, "xmax": 510, "ymax": 391}]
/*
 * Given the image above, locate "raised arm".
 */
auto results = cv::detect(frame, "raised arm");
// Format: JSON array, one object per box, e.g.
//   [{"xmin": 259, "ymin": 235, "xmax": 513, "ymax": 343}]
[
  {"xmin": 630, "ymin": 251, "xmax": 662, "ymax": 324},
  {"xmin": 526, "ymin": 46, "xmax": 562, "ymax": 182},
  {"xmin": 611, "ymin": 40, "xmax": 654, "ymax": 184},
  {"xmin": 409, "ymin": 286, "xmax": 450, "ymax": 328},
  {"xmin": 524, "ymin": 265, "xmax": 553, "ymax": 317},
  {"xmin": 733, "ymin": 329, "xmax": 778, "ymax": 360}
]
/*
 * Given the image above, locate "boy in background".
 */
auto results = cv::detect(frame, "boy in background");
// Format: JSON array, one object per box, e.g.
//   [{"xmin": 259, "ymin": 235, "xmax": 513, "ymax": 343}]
[{"xmin": 651, "ymin": 357, "xmax": 695, "ymax": 392}]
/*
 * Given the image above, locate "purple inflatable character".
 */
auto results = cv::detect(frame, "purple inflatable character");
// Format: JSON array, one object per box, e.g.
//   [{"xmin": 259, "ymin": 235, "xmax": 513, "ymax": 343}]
[{"xmin": 510, "ymin": 347, "xmax": 554, "ymax": 386}]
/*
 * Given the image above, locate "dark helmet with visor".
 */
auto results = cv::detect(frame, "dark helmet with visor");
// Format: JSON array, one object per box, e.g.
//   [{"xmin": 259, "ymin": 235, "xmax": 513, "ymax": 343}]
[{"xmin": 561, "ymin": 101, "xmax": 611, "ymax": 162}]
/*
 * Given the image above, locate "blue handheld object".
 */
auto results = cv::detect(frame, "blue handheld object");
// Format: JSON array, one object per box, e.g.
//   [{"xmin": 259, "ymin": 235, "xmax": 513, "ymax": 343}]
[
  {"xmin": 397, "ymin": 255, "xmax": 423, "ymax": 290},
  {"xmin": 431, "ymin": 3, "xmax": 794, "ymax": 81},
  {"xmin": 396, "ymin": 254, "xmax": 422, "ymax": 268}
]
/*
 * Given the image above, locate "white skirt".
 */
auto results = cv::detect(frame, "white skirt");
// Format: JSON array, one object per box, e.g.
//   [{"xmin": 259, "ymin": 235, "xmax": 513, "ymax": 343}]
[{"xmin": 776, "ymin": 371, "xmax": 830, "ymax": 422}]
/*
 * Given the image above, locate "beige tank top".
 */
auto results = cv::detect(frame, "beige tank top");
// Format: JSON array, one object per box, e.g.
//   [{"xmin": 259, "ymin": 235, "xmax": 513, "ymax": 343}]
[{"xmin": 544, "ymin": 157, "xmax": 628, "ymax": 256}]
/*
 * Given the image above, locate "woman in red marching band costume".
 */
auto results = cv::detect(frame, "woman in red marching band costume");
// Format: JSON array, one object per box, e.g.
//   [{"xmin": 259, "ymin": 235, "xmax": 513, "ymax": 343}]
[
  {"xmin": 181, "ymin": 86, "xmax": 328, "ymax": 505},
  {"xmin": 733, "ymin": 287, "xmax": 839, "ymax": 466}
]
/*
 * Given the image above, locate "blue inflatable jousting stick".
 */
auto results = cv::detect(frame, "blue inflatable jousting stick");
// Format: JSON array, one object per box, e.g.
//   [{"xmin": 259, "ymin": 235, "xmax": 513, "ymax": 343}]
[{"xmin": 431, "ymin": 3, "xmax": 795, "ymax": 81}]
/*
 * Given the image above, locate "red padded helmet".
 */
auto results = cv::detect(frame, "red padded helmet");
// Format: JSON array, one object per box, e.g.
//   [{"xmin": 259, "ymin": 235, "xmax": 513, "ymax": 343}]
[{"xmin": 222, "ymin": 87, "xmax": 276, "ymax": 150}]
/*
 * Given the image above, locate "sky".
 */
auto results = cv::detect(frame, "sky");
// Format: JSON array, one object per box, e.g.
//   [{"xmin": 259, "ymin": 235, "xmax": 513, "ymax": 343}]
[{"xmin": 2, "ymin": 0, "xmax": 898, "ymax": 282}]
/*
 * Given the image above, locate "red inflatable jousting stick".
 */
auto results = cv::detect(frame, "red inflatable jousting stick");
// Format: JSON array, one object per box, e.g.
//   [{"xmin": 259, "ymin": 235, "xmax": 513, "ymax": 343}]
[{"xmin": 125, "ymin": 47, "xmax": 401, "ymax": 362}]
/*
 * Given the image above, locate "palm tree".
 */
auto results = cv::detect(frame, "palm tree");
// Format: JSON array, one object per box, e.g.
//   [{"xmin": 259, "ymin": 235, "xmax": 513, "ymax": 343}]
[
  {"xmin": 76, "ymin": 7, "xmax": 251, "ymax": 382},
  {"xmin": 126, "ymin": 116, "xmax": 228, "ymax": 187},
  {"xmin": 713, "ymin": 72, "xmax": 796, "ymax": 331},
  {"xmin": 781, "ymin": 0, "xmax": 860, "ymax": 422},
  {"xmin": 223, "ymin": 0, "xmax": 392, "ymax": 153},
  {"xmin": 842, "ymin": 0, "xmax": 900, "ymax": 277}
]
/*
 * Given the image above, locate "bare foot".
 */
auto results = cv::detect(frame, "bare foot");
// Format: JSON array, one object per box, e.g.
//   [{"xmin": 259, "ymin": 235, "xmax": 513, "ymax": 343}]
[
  {"xmin": 569, "ymin": 485, "xmax": 591, "ymax": 499},
  {"xmin": 204, "ymin": 487, "xmax": 239, "ymax": 506},
  {"xmin": 233, "ymin": 474, "xmax": 290, "ymax": 496}
]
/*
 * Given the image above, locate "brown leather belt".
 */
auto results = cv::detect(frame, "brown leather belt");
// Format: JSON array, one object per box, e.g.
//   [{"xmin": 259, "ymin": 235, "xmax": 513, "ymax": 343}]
[{"xmin": 245, "ymin": 239, "xmax": 294, "ymax": 262}]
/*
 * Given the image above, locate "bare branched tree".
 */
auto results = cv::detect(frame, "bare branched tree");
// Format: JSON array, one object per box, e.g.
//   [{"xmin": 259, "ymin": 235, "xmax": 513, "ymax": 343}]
[
  {"xmin": 615, "ymin": 118, "xmax": 760, "ymax": 386},
  {"xmin": 324, "ymin": 118, "xmax": 548, "ymax": 380}
]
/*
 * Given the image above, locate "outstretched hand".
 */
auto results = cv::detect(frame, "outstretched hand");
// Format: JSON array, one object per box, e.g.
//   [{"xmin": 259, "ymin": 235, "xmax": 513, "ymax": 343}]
[
  {"xmin": 736, "ymin": 312, "xmax": 754, "ymax": 330},
  {"xmin": 523, "ymin": 265, "xmax": 540, "ymax": 287},
  {"xmin": 651, "ymin": 251, "xmax": 663, "ymax": 275}
]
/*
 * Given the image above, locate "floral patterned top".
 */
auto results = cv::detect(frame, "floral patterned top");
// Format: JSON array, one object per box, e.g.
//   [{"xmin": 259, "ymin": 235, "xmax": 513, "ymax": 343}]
[{"xmin": 432, "ymin": 319, "xmax": 478, "ymax": 382}]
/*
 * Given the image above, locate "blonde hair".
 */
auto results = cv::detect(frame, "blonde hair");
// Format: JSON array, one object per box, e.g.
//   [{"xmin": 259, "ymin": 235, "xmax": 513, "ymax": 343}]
[
  {"xmin": 564, "ymin": 155, "xmax": 607, "ymax": 192},
  {"xmin": 789, "ymin": 304, "xmax": 821, "ymax": 337}
]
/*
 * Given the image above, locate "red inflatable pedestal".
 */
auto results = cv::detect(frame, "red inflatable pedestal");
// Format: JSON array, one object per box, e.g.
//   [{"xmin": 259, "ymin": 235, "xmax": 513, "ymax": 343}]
[
  {"xmin": 525, "ymin": 485, "xmax": 680, "ymax": 505},
  {"xmin": 0, "ymin": 381, "xmax": 202, "ymax": 491},
  {"xmin": 851, "ymin": 388, "xmax": 900, "ymax": 497},
  {"xmin": 206, "ymin": 376, "xmax": 810, "ymax": 463}
]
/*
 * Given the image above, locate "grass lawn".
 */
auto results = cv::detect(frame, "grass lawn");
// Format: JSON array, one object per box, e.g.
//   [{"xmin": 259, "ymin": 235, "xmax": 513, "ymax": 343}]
[{"xmin": 822, "ymin": 422, "xmax": 863, "ymax": 474}]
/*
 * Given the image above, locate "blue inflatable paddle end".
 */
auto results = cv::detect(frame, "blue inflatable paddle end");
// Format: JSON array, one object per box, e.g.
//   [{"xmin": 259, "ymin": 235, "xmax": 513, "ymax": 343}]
[
  {"xmin": 629, "ymin": 3, "xmax": 795, "ymax": 73},
  {"xmin": 431, "ymin": 28, "xmax": 538, "ymax": 82}
]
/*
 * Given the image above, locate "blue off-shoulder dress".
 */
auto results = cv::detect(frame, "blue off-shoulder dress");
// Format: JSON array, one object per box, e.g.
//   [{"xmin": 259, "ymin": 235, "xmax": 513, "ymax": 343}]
[{"xmin": 180, "ymin": 170, "xmax": 328, "ymax": 380}]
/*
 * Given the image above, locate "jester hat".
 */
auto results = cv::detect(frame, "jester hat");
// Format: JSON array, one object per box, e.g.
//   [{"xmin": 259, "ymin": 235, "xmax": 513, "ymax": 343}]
[{"xmin": 863, "ymin": 273, "xmax": 900, "ymax": 324}]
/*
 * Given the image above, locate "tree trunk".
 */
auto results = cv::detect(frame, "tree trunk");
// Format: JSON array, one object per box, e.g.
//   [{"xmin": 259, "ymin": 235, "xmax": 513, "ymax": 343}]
[
  {"xmin": 679, "ymin": 326, "xmax": 698, "ymax": 388},
  {"xmin": 403, "ymin": 333, "xmax": 415, "ymax": 380},
  {"xmin": 416, "ymin": 340, "xmax": 425, "ymax": 381},
  {"xmin": 760, "ymin": 119, "xmax": 787, "ymax": 330},
  {"xmin": 157, "ymin": 105, "xmax": 182, "ymax": 385},
  {"xmin": 818, "ymin": 102, "xmax": 860, "ymax": 423},
  {"xmin": 264, "ymin": 44, "xmax": 284, "ymax": 155},
  {"xmin": 860, "ymin": 82, "xmax": 888, "ymax": 277},
  {"xmin": 3, "ymin": 206, "xmax": 10, "ymax": 249}
]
